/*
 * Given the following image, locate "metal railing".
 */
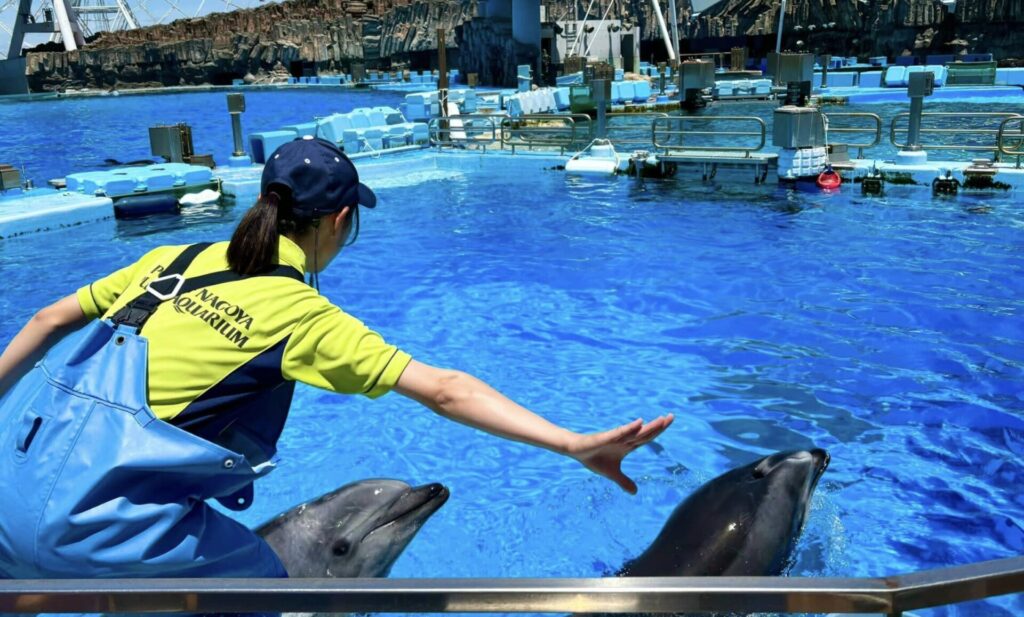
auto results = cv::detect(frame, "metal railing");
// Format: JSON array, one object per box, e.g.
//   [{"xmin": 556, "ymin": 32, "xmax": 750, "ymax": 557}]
[
  {"xmin": 500, "ymin": 114, "xmax": 593, "ymax": 154},
  {"xmin": 0, "ymin": 556, "xmax": 1020, "ymax": 615},
  {"xmin": 652, "ymin": 115, "xmax": 767, "ymax": 156},
  {"xmin": 823, "ymin": 112, "xmax": 882, "ymax": 159},
  {"xmin": 427, "ymin": 114, "xmax": 503, "ymax": 150},
  {"xmin": 996, "ymin": 115, "xmax": 1024, "ymax": 168},
  {"xmin": 606, "ymin": 112, "xmax": 671, "ymax": 149},
  {"xmin": 890, "ymin": 112, "xmax": 1024, "ymax": 161}
]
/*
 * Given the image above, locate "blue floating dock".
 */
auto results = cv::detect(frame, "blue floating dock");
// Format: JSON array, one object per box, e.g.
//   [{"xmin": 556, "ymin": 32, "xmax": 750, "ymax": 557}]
[
  {"xmin": 65, "ymin": 163, "xmax": 216, "ymax": 197},
  {"xmin": 822, "ymin": 86, "xmax": 1024, "ymax": 104},
  {"xmin": 0, "ymin": 191, "xmax": 113, "ymax": 239}
]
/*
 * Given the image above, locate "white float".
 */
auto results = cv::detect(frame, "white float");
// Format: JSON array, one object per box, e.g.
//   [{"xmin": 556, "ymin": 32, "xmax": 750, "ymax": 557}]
[
  {"xmin": 565, "ymin": 139, "xmax": 621, "ymax": 176},
  {"xmin": 178, "ymin": 188, "xmax": 221, "ymax": 205}
]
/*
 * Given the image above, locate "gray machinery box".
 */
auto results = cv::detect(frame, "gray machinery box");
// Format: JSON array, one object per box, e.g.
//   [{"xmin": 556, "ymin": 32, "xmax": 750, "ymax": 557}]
[
  {"xmin": 772, "ymin": 106, "xmax": 826, "ymax": 148},
  {"xmin": 0, "ymin": 164, "xmax": 20, "ymax": 190},
  {"xmin": 149, "ymin": 124, "xmax": 195, "ymax": 163},
  {"xmin": 908, "ymin": 71, "xmax": 935, "ymax": 97},
  {"xmin": 767, "ymin": 53, "xmax": 814, "ymax": 84},
  {"xmin": 680, "ymin": 60, "xmax": 715, "ymax": 91}
]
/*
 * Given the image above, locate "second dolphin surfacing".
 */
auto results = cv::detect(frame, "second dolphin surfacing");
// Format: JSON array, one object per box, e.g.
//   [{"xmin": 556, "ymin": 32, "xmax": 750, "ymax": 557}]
[{"xmin": 619, "ymin": 449, "xmax": 831, "ymax": 577}]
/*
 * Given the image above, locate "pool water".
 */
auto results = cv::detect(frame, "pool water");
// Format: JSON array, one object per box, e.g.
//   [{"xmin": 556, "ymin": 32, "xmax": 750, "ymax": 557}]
[
  {"xmin": 0, "ymin": 89, "xmax": 408, "ymax": 185},
  {"xmin": 1, "ymin": 148, "xmax": 1021, "ymax": 616}
]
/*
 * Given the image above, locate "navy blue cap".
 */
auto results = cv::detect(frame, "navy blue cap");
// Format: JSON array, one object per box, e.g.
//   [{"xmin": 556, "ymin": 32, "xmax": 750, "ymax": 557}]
[{"xmin": 261, "ymin": 136, "xmax": 376, "ymax": 219}]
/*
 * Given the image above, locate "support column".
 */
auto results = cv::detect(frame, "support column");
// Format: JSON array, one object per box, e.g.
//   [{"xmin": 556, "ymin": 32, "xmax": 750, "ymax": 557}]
[
  {"xmin": 51, "ymin": 0, "xmax": 80, "ymax": 51},
  {"xmin": 6, "ymin": 0, "xmax": 32, "ymax": 59},
  {"xmin": 512, "ymin": 0, "xmax": 541, "ymax": 82}
]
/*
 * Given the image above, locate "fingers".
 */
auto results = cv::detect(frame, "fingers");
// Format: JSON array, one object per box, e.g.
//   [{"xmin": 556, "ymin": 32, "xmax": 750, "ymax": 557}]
[
  {"xmin": 626, "ymin": 413, "xmax": 675, "ymax": 447},
  {"xmin": 598, "ymin": 414, "xmax": 674, "ymax": 495},
  {"xmin": 602, "ymin": 418, "xmax": 644, "ymax": 444},
  {"xmin": 611, "ymin": 469, "xmax": 638, "ymax": 495}
]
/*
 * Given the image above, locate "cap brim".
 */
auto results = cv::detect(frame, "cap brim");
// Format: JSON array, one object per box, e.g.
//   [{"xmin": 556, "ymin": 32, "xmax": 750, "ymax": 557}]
[{"xmin": 357, "ymin": 183, "xmax": 377, "ymax": 208}]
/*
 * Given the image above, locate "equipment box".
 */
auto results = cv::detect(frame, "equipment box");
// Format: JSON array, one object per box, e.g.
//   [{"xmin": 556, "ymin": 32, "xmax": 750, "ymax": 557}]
[
  {"xmin": 0, "ymin": 164, "xmax": 19, "ymax": 190},
  {"xmin": 772, "ymin": 106, "xmax": 826, "ymax": 148}
]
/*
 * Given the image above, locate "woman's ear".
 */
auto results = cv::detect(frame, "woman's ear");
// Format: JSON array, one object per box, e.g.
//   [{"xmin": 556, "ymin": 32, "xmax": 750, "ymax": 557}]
[{"xmin": 332, "ymin": 207, "xmax": 351, "ymax": 236}]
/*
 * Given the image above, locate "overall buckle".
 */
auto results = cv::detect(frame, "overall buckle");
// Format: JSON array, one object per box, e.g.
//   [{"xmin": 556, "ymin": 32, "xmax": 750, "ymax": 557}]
[{"xmin": 146, "ymin": 274, "xmax": 186, "ymax": 301}]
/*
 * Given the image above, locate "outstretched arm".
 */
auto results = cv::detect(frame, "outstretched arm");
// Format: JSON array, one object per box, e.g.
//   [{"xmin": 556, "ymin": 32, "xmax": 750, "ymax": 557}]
[
  {"xmin": 0, "ymin": 295, "xmax": 88, "ymax": 397},
  {"xmin": 394, "ymin": 359, "xmax": 673, "ymax": 494}
]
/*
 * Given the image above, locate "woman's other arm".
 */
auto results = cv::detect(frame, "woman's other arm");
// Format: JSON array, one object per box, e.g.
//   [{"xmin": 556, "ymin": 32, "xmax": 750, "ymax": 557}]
[{"xmin": 0, "ymin": 295, "xmax": 88, "ymax": 397}]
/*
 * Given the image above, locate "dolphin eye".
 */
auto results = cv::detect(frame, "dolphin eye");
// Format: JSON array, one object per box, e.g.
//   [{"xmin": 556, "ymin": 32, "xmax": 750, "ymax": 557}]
[{"xmin": 332, "ymin": 540, "xmax": 350, "ymax": 556}]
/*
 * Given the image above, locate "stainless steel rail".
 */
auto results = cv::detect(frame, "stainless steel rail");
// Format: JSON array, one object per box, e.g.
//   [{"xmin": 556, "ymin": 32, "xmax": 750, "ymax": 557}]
[
  {"xmin": 500, "ymin": 114, "xmax": 593, "ymax": 154},
  {"xmin": 1, "ymin": 556, "xmax": 1020, "ymax": 615},
  {"xmin": 606, "ymin": 112, "xmax": 671, "ymax": 149},
  {"xmin": 652, "ymin": 115, "xmax": 768, "ymax": 155},
  {"xmin": 890, "ymin": 112, "xmax": 1024, "ymax": 161},
  {"xmin": 823, "ymin": 112, "xmax": 882, "ymax": 159},
  {"xmin": 428, "ymin": 114, "xmax": 503, "ymax": 151},
  {"xmin": 996, "ymin": 115, "xmax": 1024, "ymax": 168}
]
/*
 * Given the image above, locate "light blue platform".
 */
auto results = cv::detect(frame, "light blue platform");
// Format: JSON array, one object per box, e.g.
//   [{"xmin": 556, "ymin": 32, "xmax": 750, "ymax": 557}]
[
  {"xmin": 819, "ymin": 86, "xmax": 1024, "ymax": 104},
  {"xmin": 217, "ymin": 145, "xmax": 430, "ymax": 196},
  {"xmin": 0, "ymin": 191, "xmax": 113, "ymax": 239},
  {"xmin": 65, "ymin": 164, "xmax": 215, "ymax": 198}
]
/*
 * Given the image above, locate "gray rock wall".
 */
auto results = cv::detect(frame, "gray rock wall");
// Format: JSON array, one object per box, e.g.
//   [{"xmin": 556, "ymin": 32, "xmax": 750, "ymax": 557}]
[{"xmin": 18, "ymin": 0, "xmax": 1024, "ymax": 91}]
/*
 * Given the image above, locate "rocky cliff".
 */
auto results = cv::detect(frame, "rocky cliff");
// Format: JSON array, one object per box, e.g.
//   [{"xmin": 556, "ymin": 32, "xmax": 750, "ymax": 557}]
[
  {"xmin": 19, "ymin": 0, "xmax": 1024, "ymax": 91},
  {"xmin": 24, "ymin": 0, "xmax": 365, "ymax": 90}
]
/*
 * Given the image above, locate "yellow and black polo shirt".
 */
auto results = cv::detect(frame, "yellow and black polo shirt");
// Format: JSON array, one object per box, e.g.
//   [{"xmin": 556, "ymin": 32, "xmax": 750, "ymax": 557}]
[{"xmin": 76, "ymin": 236, "xmax": 411, "ymax": 443}]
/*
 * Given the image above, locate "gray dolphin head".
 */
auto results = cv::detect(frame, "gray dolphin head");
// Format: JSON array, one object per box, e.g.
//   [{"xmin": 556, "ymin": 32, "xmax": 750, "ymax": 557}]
[
  {"xmin": 256, "ymin": 479, "xmax": 450, "ymax": 578},
  {"xmin": 620, "ymin": 449, "xmax": 829, "ymax": 577}
]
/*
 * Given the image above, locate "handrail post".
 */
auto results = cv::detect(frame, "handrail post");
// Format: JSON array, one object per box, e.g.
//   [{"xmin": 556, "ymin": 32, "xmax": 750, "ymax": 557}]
[
  {"xmin": 593, "ymin": 79, "xmax": 608, "ymax": 139},
  {"xmin": 898, "ymin": 72, "xmax": 933, "ymax": 164},
  {"xmin": 226, "ymin": 93, "xmax": 251, "ymax": 167},
  {"xmin": 906, "ymin": 96, "xmax": 924, "ymax": 150}
]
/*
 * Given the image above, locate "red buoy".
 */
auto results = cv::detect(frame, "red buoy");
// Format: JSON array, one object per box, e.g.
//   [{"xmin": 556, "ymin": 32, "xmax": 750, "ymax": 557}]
[{"xmin": 817, "ymin": 167, "xmax": 842, "ymax": 190}]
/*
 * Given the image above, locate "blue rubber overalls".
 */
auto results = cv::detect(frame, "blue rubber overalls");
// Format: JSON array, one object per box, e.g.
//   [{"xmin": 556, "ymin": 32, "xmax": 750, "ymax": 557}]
[{"xmin": 0, "ymin": 243, "xmax": 302, "ymax": 579}]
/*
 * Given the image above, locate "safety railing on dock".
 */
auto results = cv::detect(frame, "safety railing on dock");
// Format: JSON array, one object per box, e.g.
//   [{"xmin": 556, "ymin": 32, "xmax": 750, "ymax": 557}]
[
  {"xmin": 606, "ymin": 113, "xmax": 671, "ymax": 150},
  {"xmin": 427, "ymin": 114, "xmax": 503, "ymax": 151},
  {"xmin": 997, "ymin": 115, "xmax": 1024, "ymax": 168},
  {"xmin": 890, "ymin": 112, "xmax": 1024, "ymax": 161},
  {"xmin": 500, "ymin": 114, "xmax": 593, "ymax": 154},
  {"xmin": 651, "ymin": 116, "xmax": 768, "ymax": 156},
  {"xmin": 823, "ymin": 112, "xmax": 883, "ymax": 159},
  {"xmin": 0, "ymin": 556, "xmax": 1021, "ymax": 615}
]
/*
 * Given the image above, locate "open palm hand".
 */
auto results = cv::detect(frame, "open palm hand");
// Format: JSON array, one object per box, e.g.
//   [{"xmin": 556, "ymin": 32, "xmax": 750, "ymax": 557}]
[{"xmin": 567, "ymin": 414, "xmax": 674, "ymax": 494}]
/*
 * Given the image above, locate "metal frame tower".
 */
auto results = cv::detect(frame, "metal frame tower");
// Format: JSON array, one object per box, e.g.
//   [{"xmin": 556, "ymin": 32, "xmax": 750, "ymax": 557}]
[
  {"xmin": 2, "ymin": 0, "xmax": 86, "ymax": 58},
  {"xmin": 1, "ymin": 0, "xmax": 206, "ymax": 60}
]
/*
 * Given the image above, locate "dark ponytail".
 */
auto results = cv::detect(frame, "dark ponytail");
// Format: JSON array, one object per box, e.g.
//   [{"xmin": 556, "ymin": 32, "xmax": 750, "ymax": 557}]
[{"xmin": 227, "ymin": 188, "xmax": 310, "ymax": 275}]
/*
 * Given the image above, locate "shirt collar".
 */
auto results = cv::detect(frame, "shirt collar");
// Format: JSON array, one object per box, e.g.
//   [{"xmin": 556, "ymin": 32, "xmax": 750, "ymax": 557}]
[{"xmin": 278, "ymin": 235, "xmax": 308, "ymax": 273}]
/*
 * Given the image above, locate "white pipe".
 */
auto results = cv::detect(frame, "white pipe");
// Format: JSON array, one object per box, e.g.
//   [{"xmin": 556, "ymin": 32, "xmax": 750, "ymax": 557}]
[
  {"xmin": 569, "ymin": 0, "xmax": 598, "ymax": 56},
  {"xmin": 51, "ymin": 0, "xmax": 78, "ymax": 51},
  {"xmin": 117, "ymin": 0, "xmax": 139, "ymax": 29},
  {"xmin": 775, "ymin": 0, "xmax": 786, "ymax": 55},
  {"xmin": 583, "ymin": 0, "xmax": 615, "ymax": 58},
  {"xmin": 649, "ymin": 0, "xmax": 676, "ymax": 61},
  {"xmin": 667, "ymin": 0, "xmax": 680, "ymax": 63}
]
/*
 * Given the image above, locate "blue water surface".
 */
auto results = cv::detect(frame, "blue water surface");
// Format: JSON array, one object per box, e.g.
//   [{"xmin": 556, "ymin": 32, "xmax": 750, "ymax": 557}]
[
  {"xmin": 0, "ymin": 88, "xmax": 407, "ymax": 184},
  {"xmin": 0, "ymin": 91, "xmax": 1022, "ymax": 616}
]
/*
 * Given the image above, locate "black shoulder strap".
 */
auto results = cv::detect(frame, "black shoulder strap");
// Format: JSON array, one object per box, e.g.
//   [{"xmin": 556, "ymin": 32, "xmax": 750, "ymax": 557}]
[{"xmin": 111, "ymin": 243, "xmax": 304, "ymax": 332}]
